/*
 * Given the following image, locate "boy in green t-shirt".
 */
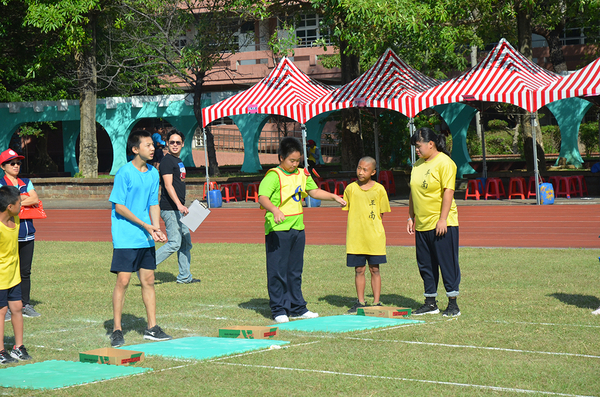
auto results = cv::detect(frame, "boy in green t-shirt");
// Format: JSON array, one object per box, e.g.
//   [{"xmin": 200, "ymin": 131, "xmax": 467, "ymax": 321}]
[
  {"xmin": 342, "ymin": 157, "xmax": 391, "ymax": 313},
  {"xmin": 258, "ymin": 137, "xmax": 346, "ymax": 323}
]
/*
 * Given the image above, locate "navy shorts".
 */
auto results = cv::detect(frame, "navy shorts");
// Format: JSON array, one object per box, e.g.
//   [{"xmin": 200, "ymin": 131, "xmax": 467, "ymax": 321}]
[
  {"xmin": 0, "ymin": 284, "xmax": 22, "ymax": 308},
  {"xmin": 347, "ymin": 254, "xmax": 387, "ymax": 267},
  {"xmin": 110, "ymin": 247, "xmax": 156, "ymax": 274}
]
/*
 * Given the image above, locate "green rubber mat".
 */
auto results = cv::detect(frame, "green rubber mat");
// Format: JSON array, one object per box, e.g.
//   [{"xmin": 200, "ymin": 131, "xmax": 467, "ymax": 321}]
[
  {"xmin": 0, "ymin": 360, "xmax": 151, "ymax": 390},
  {"xmin": 272, "ymin": 315, "xmax": 423, "ymax": 333},
  {"xmin": 123, "ymin": 337, "xmax": 289, "ymax": 360}
]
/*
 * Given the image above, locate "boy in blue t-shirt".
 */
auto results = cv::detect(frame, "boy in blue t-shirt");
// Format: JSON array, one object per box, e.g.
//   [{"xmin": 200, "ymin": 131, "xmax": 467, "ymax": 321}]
[{"xmin": 108, "ymin": 130, "xmax": 171, "ymax": 347}]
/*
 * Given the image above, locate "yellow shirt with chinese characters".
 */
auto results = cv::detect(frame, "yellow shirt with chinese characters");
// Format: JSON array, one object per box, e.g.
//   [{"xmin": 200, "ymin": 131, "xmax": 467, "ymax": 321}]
[
  {"xmin": 343, "ymin": 182, "xmax": 391, "ymax": 255},
  {"xmin": 410, "ymin": 152, "xmax": 458, "ymax": 232},
  {"xmin": 0, "ymin": 216, "xmax": 20, "ymax": 289}
]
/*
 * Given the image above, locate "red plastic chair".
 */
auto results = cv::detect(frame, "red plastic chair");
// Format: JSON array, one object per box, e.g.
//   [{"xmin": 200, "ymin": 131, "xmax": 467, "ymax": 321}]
[
  {"xmin": 464, "ymin": 179, "xmax": 483, "ymax": 200},
  {"xmin": 229, "ymin": 182, "xmax": 244, "ymax": 200},
  {"xmin": 568, "ymin": 175, "xmax": 587, "ymax": 197},
  {"xmin": 220, "ymin": 184, "xmax": 238, "ymax": 203},
  {"xmin": 334, "ymin": 180, "xmax": 348, "ymax": 197},
  {"xmin": 485, "ymin": 178, "xmax": 505, "ymax": 200},
  {"xmin": 202, "ymin": 181, "xmax": 219, "ymax": 200},
  {"xmin": 245, "ymin": 182, "xmax": 260, "ymax": 202},
  {"xmin": 527, "ymin": 176, "xmax": 542, "ymax": 199},
  {"xmin": 315, "ymin": 178, "xmax": 331, "ymax": 192},
  {"xmin": 549, "ymin": 176, "xmax": 571, "ymax": 198},
  {"xmin": 378, "ymin": 171, "xmax": 396, "ymax": 194},
  {"xmin": 508, "ymin": 177, "xmax": 526, "ymax": 200}
]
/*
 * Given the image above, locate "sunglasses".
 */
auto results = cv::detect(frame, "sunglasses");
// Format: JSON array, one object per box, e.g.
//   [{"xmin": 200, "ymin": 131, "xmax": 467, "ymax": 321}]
[
  {"xmin": 7, "ymin": 161, "xmax": 21, "ymax": 166},
  {"xmin": 169, "ymin": 141, "xmax": 182, "ymax": 145}
]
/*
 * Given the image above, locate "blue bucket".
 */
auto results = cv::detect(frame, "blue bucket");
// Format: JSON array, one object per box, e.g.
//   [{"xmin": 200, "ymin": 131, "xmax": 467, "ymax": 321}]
[
  {"xmin": 208, "ymin": 189, "xmax": 222, "ymax": 208},
  {"xmin": 304, "ymin": 196, "xmax": 321, "ymax": 207},
  {"xmin": 539, "ymin": 182, "xmax": 554, "ymax": 205}
]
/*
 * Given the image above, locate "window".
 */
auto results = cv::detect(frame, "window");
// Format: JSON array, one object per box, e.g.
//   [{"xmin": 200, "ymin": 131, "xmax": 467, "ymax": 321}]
[{"xmin": 278, "ymin": 14, "xmax": 330, "ymax": 48}]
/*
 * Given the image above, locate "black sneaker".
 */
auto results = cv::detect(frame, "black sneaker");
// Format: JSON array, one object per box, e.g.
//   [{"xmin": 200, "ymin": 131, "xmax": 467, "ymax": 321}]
[
  {"xmin": 0, "ymin": 349, "xmax": 17, "ymax": 364},
  {"xmin": 347, "ymin": 301, "xmax": 367, "ymax": 314},
  {"xmin": 10, "ymin": 345, "xmax": 32, "ymax": 361},
  {"xmin": 143, "ymin": 325, "xmax": 172, "ymax": 341},
  {"xmin": 110, "ymin": 330, "xmax": 125, "ymax": 347},
  {"xmin": 442, "ymin": 299, "xmax": 461, "ymax": 317},
  {"xmin": 413, "ymin": 301, "xmax": 440, "ymax": 315}
]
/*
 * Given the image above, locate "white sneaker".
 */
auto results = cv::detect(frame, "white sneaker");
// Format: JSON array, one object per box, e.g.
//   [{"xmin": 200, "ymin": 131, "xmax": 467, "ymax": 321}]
[
  {"xmin": 592, "ymin": 306, "xmax": 600, "ymax": 315},
  {"xmin": 274, "ymin": 315, "xmax": 289, "ymax": 323},
  {"xmin": 291, "ymin": 310, "xmax": 319, "ymax": 319}
]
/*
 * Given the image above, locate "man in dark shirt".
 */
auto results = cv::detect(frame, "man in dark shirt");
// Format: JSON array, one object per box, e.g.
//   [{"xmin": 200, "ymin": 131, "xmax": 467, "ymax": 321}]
[{"xmin": 155, "ymin": 130, "xmax": 199, "ymax": 284}]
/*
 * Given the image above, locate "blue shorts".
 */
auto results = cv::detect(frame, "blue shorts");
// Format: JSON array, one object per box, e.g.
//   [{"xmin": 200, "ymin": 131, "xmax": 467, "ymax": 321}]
[
  {"xmin": 110, "ymin": 247, "xmax": 156, "ymax": 274},
  {"xmin": 347, "ymin": 254, "xmax": 387, "ymax": 267},
  {"xmin": 0, "ymin": 284, "xmax": 22, "ymax": 308}
]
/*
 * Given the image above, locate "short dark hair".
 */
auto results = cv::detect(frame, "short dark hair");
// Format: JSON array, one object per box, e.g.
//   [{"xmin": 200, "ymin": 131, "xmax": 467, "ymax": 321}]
[
  {"xmin": 127, "ymin": 129, "xmax": 152, "ymax": 156},
  {"xmin": 278, "ymin": 137, "xmax": 303, "ymax": 161},
  {"xmin": 0, "ymin": 186, "xmax": 20, "ymax": 212},
  {"xmin": 166, "ymin": 130, "xmax": 184, "ymax": 143}
]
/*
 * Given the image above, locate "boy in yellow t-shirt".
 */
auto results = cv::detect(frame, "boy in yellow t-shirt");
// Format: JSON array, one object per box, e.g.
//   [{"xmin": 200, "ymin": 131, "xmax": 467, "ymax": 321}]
[
  {"xmin": 343, "ymin": 157, "xmax": 391, "ymax": 313},
  {"xmin": 258, "ymin": 137, "xmax": 346, "ymax": 323},
  {"xmin": 0, "ymin": 186, "xmax": 32, "ymax": 364}
]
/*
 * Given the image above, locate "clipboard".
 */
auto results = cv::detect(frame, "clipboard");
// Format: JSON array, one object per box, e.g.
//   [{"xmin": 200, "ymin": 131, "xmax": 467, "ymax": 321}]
[{"xmin": 181, "ymin": 200, "xmax": 211, "ymax": 232}]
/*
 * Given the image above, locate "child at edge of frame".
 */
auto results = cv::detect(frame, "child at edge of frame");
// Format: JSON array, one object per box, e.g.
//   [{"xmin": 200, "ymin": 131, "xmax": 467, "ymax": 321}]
[
  {"xmin": 0, "ymin": 185, "xmax": 32, "ymax": 364},
  {"xmin": 342, "ymin": 157, "xmax": 391, "ymax": 314},
  {"xmin": 258, "ymin": 137, "xmax": 346, "ymax": 324}
]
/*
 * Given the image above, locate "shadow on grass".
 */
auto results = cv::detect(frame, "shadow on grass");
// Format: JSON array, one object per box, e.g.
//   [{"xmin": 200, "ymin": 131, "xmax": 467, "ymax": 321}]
[
  {"xmin": 548, "ymin": 293, "xmax": 600, "ymax": 309},
  {"xmin": 318, "ymin": 294, "xmax": 355, "ymax": 308},
  {"xmin": 103, "ymin": 313, "xmax": 148, "ymax": 336},
  {"xmin": 238, "ymin": 298, "xmax": 272, "ymax": 319},
  {"xmin": 319, "ymin": 294, "xmax": 422, "ymax": 309},
  {"xmin": 154, "ymin": 271, "xmax": 177, "ymax": 284}
]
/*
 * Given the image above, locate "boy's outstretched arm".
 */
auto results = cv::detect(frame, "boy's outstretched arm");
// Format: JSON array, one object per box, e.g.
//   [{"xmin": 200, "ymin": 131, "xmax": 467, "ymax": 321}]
[{"xmin": 307, "ymin": 188, "xmax": 346, "ymax": 206}]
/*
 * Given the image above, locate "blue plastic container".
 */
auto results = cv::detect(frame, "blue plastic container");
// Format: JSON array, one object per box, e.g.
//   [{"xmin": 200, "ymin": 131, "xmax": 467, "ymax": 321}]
[
  {"xmin": 208, "ymin": 189, "xmax": 222, "ymax": 208},
  {"xmin": 304, "ymin": 196, "xmax": 321, "ymax": 207},
  {"xmin": 539, "ymin": 182, "xmax": 554, "ymax": 205}
]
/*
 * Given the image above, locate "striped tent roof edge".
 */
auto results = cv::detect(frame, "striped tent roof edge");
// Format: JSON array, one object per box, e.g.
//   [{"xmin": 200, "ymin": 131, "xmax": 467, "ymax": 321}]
[
  {"xmin": 202, "ymin": 57, "xmax": 334, "ymax": 126},
  {"xmin": 415, "ymin": 38, "xmax": 561, "ymax": 114},
  {"xmin": 539, "ymin": 57, "xmax": 600, "ymax": 105},
  {"xmin": 310, "ymin": 48, "xmax": 442, "ymax": 118}
]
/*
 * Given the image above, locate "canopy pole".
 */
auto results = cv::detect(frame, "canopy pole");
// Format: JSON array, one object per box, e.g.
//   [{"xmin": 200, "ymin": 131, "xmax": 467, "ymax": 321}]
[
  {"xmin": 373, "ymin": 115, "xmax": 380, "ymax": 177},
  {"xmin": 301, "ymin": 123, "xmax": 309, "ymax": 170},
  {"xmin": 531, "ymin": 114, "xmax": 541, "ymax": 205},
  {"xmin": 202, "ymin": 127, "xmax": 211, "ymax": 208},
  {"xmin": 409, "ymin": 118, "xmax": 416, "ymax": 166}
]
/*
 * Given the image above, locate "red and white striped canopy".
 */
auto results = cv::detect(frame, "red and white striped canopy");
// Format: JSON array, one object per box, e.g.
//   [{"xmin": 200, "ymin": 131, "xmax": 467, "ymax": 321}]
[
  {"xmin": 202, "ymin": 57, "xmax": 334, "ymax": 126},
  {"xmin": 538, "ymin": 57, "xmax": 600, "ymax": 105},
  {"xmin": 415, "ymin": 39, "xmax": 561, "ymax": 114},
  {"xmin": 309, "ymin": 48, "xmax": 441, "ymax": 118}
]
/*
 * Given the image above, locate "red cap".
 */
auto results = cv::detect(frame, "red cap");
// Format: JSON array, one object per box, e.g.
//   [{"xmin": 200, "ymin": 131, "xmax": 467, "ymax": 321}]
[
  {"xmin": 0, "ymin": 149, "xmax": 24, "ymax": 164},
  {"xmin": 307, "ymin": 140, "xmax": 316, "ymax": 146}
]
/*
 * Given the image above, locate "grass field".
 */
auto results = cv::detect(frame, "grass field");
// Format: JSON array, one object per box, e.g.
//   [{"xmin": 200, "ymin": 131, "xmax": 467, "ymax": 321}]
[{"xmin": 1, "ymin": 241, "xmax": 599, "ymax": 396}]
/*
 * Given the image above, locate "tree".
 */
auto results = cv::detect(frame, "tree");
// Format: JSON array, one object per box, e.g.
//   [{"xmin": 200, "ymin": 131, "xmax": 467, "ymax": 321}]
[
  {"xmin": 24, "ymin": 0, "xmax": 103, "ymax": 177},
  {"xmin": 0, "ymin": 0, "xmax": 79, "ymax": 173},
  {"xmin": 106, "ymin": 0, "xmax": 254, "ymax": 176},
  {"xmin": 531, "ymin": 0, "xmax": 600, "ymax": 74}
]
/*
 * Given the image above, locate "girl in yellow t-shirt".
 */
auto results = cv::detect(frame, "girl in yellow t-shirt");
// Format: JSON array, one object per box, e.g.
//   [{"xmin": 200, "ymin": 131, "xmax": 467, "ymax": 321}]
[{"xmin": 407, "ymin": 127, "xmax": 461, "ymax": 318}]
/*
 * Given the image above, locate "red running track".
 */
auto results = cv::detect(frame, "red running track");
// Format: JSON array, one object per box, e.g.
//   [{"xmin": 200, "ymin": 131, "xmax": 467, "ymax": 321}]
[{"xmin": 36, "ymin": 205, "xmax": 600, "ymax": 248}]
